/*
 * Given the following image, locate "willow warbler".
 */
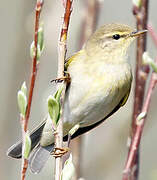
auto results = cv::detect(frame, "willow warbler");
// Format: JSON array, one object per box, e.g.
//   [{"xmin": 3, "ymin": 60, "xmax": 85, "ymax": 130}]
[{"xmin": 7, "ymin": 23, "xmax": 147, "ymax": 173}]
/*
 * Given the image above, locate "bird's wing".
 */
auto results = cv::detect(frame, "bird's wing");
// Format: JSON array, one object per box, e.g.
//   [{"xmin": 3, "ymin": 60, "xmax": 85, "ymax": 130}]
[
  {"xmin": 63, "ymin": 91, "xmax": 130, "ymax": 140},
  {"xmin": 7, "ymin": 88, "xmax": 130, "ymax": 159},
  {"xmin": 65, "ymin": 49, "xmax": 84, "ymax": 69}
]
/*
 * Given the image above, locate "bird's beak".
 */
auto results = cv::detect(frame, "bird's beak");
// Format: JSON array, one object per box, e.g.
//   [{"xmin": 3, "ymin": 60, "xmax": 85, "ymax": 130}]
[{"xmin": 130, "ymin": 30, "xmax": 147, "ymax": 37}]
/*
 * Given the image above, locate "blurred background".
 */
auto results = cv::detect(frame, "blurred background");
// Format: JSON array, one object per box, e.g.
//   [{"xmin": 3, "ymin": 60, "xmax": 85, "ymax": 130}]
[{"xmin": 1, "ymin": 0, "xmax": 157, "ymax": 179}]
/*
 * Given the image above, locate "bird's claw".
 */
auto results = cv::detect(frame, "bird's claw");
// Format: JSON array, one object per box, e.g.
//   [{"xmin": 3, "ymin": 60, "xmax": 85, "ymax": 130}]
[
  {"xmin": 51, "ymin": 73, "xmax": 71, "ymax": 84},
  {"xmin": 51, "ymin": 147, "xmax": 70, "ymax": 157}
]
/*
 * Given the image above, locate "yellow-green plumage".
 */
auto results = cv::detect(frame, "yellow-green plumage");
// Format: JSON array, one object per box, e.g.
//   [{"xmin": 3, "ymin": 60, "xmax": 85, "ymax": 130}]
[{"xmin": 7, "ymin": 23, "xmax": 147, "ymax": 174}]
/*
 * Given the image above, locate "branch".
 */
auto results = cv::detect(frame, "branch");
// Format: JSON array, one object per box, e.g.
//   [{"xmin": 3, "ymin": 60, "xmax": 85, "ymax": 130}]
[
  {"xmin": 20, "ymin": 1, "xmax": 44, "ymax": 180},
  {"xmin": 25, "ymin": 0, "xmax": 44, "ymax": 131},
  {"xmin": 54, "ymin": 1, "xmax": 74, "ymax": 179},
  {"xmin": 132, "ymin": 0, "xmax": 149, "ymax": 133},
  {"xmin": 147, "ymin": 23, "xmax": 157, "ymax": 47},
  {"xmin": 123, "ymin": 58, "xmax": 157, "ymax": 180},
  {"xmin": 122, "ymin": 23, "xmax": 157, "ymax": 177},
  {"xmin": 122, "ymin": 0, "xmax": 149, "ymax": 179}
]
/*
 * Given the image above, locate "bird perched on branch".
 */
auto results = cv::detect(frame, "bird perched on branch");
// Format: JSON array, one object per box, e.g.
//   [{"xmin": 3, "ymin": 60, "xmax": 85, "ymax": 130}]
[{"xmin": 7, "ymin": 23, "xmax": 147, "ymax": 174}]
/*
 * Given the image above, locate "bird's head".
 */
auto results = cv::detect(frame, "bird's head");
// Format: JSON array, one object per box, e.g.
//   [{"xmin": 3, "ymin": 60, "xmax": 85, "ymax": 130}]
[{"xmin": 85, "ymin": 23, "xmax": 147, "ymax": 62}]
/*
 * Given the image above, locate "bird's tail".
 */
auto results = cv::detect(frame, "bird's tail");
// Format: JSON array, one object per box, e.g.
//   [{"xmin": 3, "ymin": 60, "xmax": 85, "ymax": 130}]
[
  {"xmin": 6, "ymin": 120, "xmax": 54, "ymax": 173},
  {"xmin": 29, "ymin": 144, "xmax": 54, "ymax": 174},
  {"xmin": 6, "ymin": 121, "xmax": 45, "ymax": 159}
]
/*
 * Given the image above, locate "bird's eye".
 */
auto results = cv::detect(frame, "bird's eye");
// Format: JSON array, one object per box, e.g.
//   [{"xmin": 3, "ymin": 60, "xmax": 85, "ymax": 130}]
[{"xmin": 112, "ymin": 34, "xmax": 120, "ymax": 40}]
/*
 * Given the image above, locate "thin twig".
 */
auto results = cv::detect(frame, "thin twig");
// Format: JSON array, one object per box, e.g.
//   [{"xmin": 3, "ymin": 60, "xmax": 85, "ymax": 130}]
[
  {"xmin": 21, "ymin": 116, "xmax": 28, "ymax": 180},
  {"xmin": 25, "ymin": 0, "xmax": 44, "ymax": 131},
  {"xmin": 21, "ymin": 1, "xmax": 44, "ymax": 180},
  {"xmin": 147, "ymin": 23, "xmax": 157, "ymax": 46},
  {"xmin": 70, "ymin": 0, "xmax": 101, "ymax": 179},
  {"xmin": 54, "ymin": 1, "xmax": 74, "ymax": 179},
  {"xmin": 123, "ymin": 58, "xmax": 157, "ymax": 180},
  {"xmin": 122, "ymin": 1, "xmax": 149, "ymax": 180}
]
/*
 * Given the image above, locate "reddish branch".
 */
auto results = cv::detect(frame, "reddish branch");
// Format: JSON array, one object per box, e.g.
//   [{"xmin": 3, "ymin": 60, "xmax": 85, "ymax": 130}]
[
  {"xmin": 122, "ymin": 22, "xmax": 157, "ymax": 180},
  {"xmin": 132, "ymin": 0, "xmax": 149, "ymax": 134},
  {"xmin": 54, "ymin": 0, "xmax": 73, "ymax": 179},
  {"xmin": 147, "ymin": 24, "xmax": 157, "ymax": 46},
  {"xmin": 122, "ymin": 0, "xmax": 149, "ymax": 179},
  {"xmin": 123, "ymin": 58, "xmax": 157, "ymax": 180},
  {"xmin": 21, "ymin": 155, "xmax": 28, "ymax": 180},
  {"xmin": 25, "ymin": 0, "xmax": 44, "ymax": 132},
  {"xmin": 21, "ymin": 1, "xmax": 44, "ymax": 180},
  {"xmin": 60, "ymin": 0, "xmax": 73, "ymax": 41}
]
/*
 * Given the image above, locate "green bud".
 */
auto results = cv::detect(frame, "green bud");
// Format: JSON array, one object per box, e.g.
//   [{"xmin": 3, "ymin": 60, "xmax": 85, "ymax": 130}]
[
  {"xmin": 61, "ymin": 154, "xmax": 75, "ymax": 180},
  {"xmin": 30, "ymin": 41, "xmax": 35, "ymax": 59},
  {"xmin": 143, "ymin": 52, "xmax": 153, "ymax": 64},
  {"xmin": 47, "ymin": 95, "xmax": 60, "ymax": 126},
  {"xmin": 21, "ymin": 81, "xmax": 27, "ymax": 96},
  {"xmin": 143, "ymin": 52, "xmax": 157, "ymax": 73},
  {"xmin": 136, "ymin": 112, "xmax": 146, "ymax": 125},
  {"xmin": 54, "ymin": 86, "xmax": 63, "ymax": 105},
  {"xmin": 38, "ymin": 22, "xmax": 44, "ymax": 53},
  {"xmin": 17, "ymin": 90, "xmax": 27, "ymax": 116},
  {"xmin": 150, "ymin": 61, "xmax": 157, "ymax": 73},
  {"xmin": 132, "ymin": 0, "xmax": 141, "ymax": 8},
  {"xmin": 30, "ymin": 42, "xmax": 41, "ymax": 60},
  {"xmin": 30, "ymin": 23, "xmax": 44, "ymax": 61},
  {"xmin": 23, "ymin": 132, "xmax": 31, "ymax": 159}
]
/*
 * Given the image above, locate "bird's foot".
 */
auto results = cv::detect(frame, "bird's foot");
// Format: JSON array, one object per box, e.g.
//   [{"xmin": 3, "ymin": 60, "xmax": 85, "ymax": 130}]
[
  {"xmin": 51, "ymin": 72, "xmax": 71, "ymax": 84},
  {"xmin": 51, "ymin": 147, "xmax": 70, "ymax": 158}
]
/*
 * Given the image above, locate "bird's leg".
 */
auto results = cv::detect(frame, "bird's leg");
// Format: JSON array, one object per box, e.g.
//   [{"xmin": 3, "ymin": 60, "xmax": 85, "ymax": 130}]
[
  {"xmin": 51, "ymin": 147, "xmax": 70, "ymax": 158},
  {"xmin": 51, "ymin": 124, "xmax": 80, "ymax": 158},
  {"xmin": 51, "ymin": 131, "xmax": 70, "ymax": 158},
  {"xmin": 51, "ymin": 71, "xmax": 71, "ymax": 84}
]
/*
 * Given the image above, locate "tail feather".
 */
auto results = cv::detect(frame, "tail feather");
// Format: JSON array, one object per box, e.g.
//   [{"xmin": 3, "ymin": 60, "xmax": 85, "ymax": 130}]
[
  {"xmin": 7, "ymin": 121, "xmax": 45, "ymax": 159},
  {"xmin": 7, "ymin": 140, "xmax": 24, "ymax": 159},
  {"xmin": 29, "ymin": 144, "xmax": 54, "ymax": 174}
]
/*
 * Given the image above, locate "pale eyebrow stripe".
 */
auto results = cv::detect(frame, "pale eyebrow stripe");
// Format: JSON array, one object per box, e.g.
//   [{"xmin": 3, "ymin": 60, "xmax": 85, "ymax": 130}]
[{"xmin": 101, "ymin": 32, "xmax": 129, "ymax": 39}]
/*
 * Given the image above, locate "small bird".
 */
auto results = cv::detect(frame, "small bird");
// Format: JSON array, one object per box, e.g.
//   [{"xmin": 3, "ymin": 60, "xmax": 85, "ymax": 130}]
[{"xmin": 7, "ymin": 23, "xmax": 147, "ymax": 174}]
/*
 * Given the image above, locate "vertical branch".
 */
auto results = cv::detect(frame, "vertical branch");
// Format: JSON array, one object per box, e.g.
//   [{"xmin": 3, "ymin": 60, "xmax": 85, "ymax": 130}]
[
  {"xmin": 132, "ymin": 0, "xmax": 149, "ymax": 131},
  {"xmin": 147, "ymin": 24, "xmax": 157, "ymax": 46},
  {"xmin": 25, "ymin": 0, "xmax": 44, "ymax": 131},
  {"xmin": 70, "ymin": 0, "xmax": 101, "ymax": 179},
  {"xmin": 54, "ymin": 1, "xmax": 74, "ymax": 179},
  {"xmin": 21, "ymin": 0, "xmax": 44, "ymax": 180},
  {"xmin": 123, "ymin": 58, "xmax": 157, "ymax": 180},
  {"xmin": 122, "ymin": 0, "xmax": 149, "ymax": 180}
]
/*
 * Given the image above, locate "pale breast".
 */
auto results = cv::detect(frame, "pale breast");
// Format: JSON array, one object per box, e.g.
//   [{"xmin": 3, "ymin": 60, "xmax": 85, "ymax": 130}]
[{"xmin": 63, "ymin": 61, "xmax": 132, "ymax": 128}]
